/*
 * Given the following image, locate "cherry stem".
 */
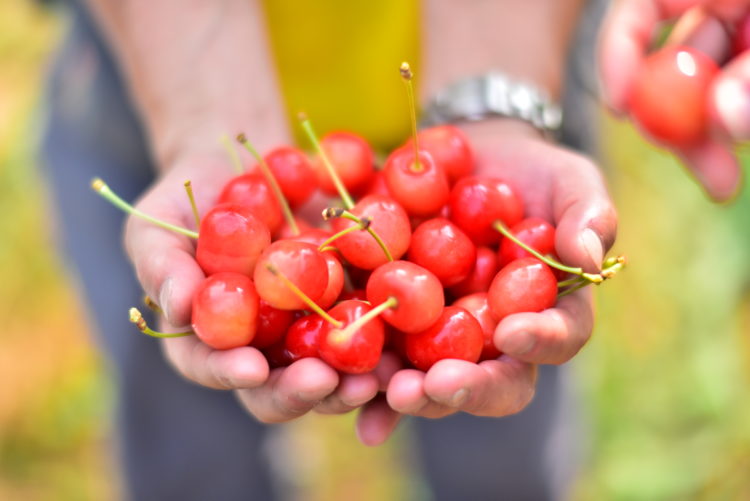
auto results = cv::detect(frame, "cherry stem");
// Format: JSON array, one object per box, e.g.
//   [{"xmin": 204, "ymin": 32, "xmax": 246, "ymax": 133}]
[
  {"xmin": 298, "ymin": 113, "xmax": 355, "ymax": 210},
  {"xmin": 129, "ymin": 308, "xmax": 193, "ymax": 338},
  {"xmin": 322, "ymin": 207, "xmax": 393, "ymax": 262},
  {"xmin": 183, "ymin": 180, "xmax": 201, "ymax": 229},
  {"xmin": 556, "ymin": 276, "xmax": 582, "ymax": 288},
  {"xmin": 265, "ymin": 263, "xmax": 343, "ymax": 327},
  {"xmin": 91, "ymin": 178, "xmax": 199, "ymax": 239},
  {"xmin": 143, "ymin": 295, "xmax": 163, "ymax": 315},
  {"xmin": 236, "ymin": 133, "xmax": 300, "ymax": 236},
  {"xmin": 557, "ymin": 281, "xmax": 589, "ymax": 299},
  {"xmin": 328, "ymin": 296, "xmax": 398, "ymax": 344},
  {"xmin": 557, "ymin": 255, "xmax": 627, "ymax": 297},
  {"xmin": 400, "ymin": 62, "xmax": 421, "ymax": 172},
  {"xmin": 221, "ymin": 134, "xmax": 244, "ymax": 174},
  {"xmin": 318, "ymin": 216, "xmax": 371, "ymax": 250},
  {"xmin": 492, "ymin": 220, "xmax": 602, "ymax": 283}
]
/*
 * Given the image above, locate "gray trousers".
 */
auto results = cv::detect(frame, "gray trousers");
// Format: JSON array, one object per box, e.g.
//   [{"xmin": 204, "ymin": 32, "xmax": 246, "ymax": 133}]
[{"xmin": 40, "ymin": 4, "xmax": 582, "ymax": 500}]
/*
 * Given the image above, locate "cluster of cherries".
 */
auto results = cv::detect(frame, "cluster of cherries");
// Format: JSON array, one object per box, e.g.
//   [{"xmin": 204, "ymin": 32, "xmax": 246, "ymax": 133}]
[
  {"xmin": 95, "ymin": 63, "xmax": 623, "ymax": 375},
  {"xmin": 629, "ymin": 14, "xmax": 750, "ymax": 147}
]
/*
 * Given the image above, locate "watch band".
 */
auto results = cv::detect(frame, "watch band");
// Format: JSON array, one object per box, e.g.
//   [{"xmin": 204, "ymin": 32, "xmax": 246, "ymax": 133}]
[{"xmin": 420, "ymin": 72, "xmax": 563, "ymax": 134}]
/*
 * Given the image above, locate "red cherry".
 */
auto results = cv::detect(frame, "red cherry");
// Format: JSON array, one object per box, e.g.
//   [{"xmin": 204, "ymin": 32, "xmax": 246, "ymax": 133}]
[
  {"xmin": 339, "ymin": 289, "xmax": 368, "ymax": 302},
  {"xmin": 285, "ymin": 313, "xmax": 327, "ymax": 363},
  {"xmin": 331, "ymin": 195, "xmax": 411, "ymax": 269},
  {"xmin": 629, "ymin": 45, "xmax": 719, "ymax": 146},
  {"xmin": 262, "ymin": 146, "xmax": 317, "ymax": 208},
  {"xmin": 317, "ymin": 253, "xmax": 344, "ymax": 309},
  {"xmin": 734, "ymin": 14, "xmax": 750, "ymax": 55},
  {"xmin": 254, "ymin": 240, "xmax": 328, "ymax": 310},
  {"xmin": 218, "ymin": 172, "xmax": 283, "ymax": 234},
  {"xmin": 318, "ymin": 300, "xmax": 385, "ymax": 374},
  {"xmin": 195, "ymin": 204, "xmax": 271, "ymax": 276},
  {"xmin": 408, "ymin": 217, "xmax": 476, "ymax": 286},
  {"xmin": 404, "ymin": 306, "xmax": 483, "ymax": 371},
  {"xmin": 191, "ymin": 273, "xmax": 260, "ymax": 350},
  {"xmin": 275, "ymin": 217, "xmax": 313, "ymax": 240},
  {"xmin": 362, "ymin": 170, "xmax": 392, "ymax": 198},
  {"xmin": 313, "ymin": 131, "xmax": 374, "ymax": 196},
  {"xmin": 287, "ymin": 228, "xmax": 337, "ymax": 260},
  {"xmin": 449, "ymin": 176, "xmax": 524, "ymax": 246},
  {"xmin": 409, "ymin": 125, "xmax": 474, "ymax": 183},
  {"xmin": 449, "ymin": 246, "xmax": 499, "ymax": 297},
  {"xmin": 487, "ymin": 257, "xmax": 557, "ymax": 321},
  {"xmin": 383, "ymin": 147, "xmax": 450, "ymax": 217},
  {"xmin": 250, "ymin": 299, "xmax": 296, "ymax": 349},
  {"xmin": 497, "ymin": 217, "xmax": 556, "ymax": 269},
  {"xmin": 263, "ymin": 342, "xmax": 293, "ymax": 368},
  {"xmin": 366, "ymin": 260, "xmax": 444, "ymax": 334},
  {"xmin": 453, "ymin": 292, "xmax": 500, "ymax": 360}
]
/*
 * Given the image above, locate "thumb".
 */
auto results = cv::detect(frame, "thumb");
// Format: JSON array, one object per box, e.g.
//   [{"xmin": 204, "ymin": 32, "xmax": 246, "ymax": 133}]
[{"xmin": 710, "ymin": 51, "xmax": 750, "ymax": 141}]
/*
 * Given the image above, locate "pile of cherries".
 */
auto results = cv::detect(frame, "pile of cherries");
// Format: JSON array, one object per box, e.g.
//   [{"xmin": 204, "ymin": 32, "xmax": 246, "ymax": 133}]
[{"xmin": 96, "ymin": 64, "xmax": 623, "ymax": 376}]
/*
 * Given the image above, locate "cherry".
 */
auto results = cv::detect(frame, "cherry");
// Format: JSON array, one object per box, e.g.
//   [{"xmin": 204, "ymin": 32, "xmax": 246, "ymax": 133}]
[
  {"xmin": 339, "ymin": 289, "xmax": 368, "ymax": 302},
  {"xmin": 497, "ymin": 217, "xmax": 556, "ymax": 269},
  {"xmin": 312, "ymin": 131, "xmax": 374, "ymax": 196},
  {"xmin": 629, "ymin": 45, "xmax": 719, "ymax": 146},
  {"xmin": 449, "ymin": 246, "xmax": 498, "ymax": 297},
  {"xmin": 366, "ymin": 260, "xmax": 444, "ymax": 334},
  {"xmin": 362, "ymin": 170, "xmax": 392, "ymax": 198},
  {"xmin": 408, "ymin": 217, "xmax": 476, "ymax": 286},
  {"xmin": 250, "ymin": 300, "xmax": 296, "ymax": 349},
  {"xmin": 330, "ymin": 195, "xmax": 411, "ymax": 269},
  {"xmin": 254, "ymin": 240, "xmax": 328, "ymax": 310},
  {"xmin": 487, "ymin": 257, "xmax": 557, "ymax": 321},
  {"xmin": 404, "ymin": 306, "xmax": 483, "ymax": 371},
  {"xmin": 195, "ymin": 204, "xmax": 271, "ymax": 276},
  {"xmin": 191, "ymin": 272, "xmax": 260, "ymax": 350},
  {"xmin": 284, "ymin": 313, "xmax": 328, "ymax": 363},
  {"xmin": 276, "ymin": 217, "xmax": 313, "ymax": 240},
  {"xmin": 318, "ymin": 300, "xmax": 386, "ymax": 374},
  {"xmin": 287, "ymin": 228, "xmax": 338, "ymax": 259},
  {"xmin": 449, "ymin": 176, "xmax": 524, "ymax": 246},
  {"xmin": 262, "ymin": 146, "xmax": 317, "ymax": 208},
  {"xmin": 383, "ymin": 147, "xmax": 450, "ymax": 217},
  {"xmin": 453, "ymin": 293, "xmax": 501, "ymax": 361},
  {"xmin": 263, "ymin": 341, "xmax": 293, "ymax": 369},
  {"xmin": 734, "ymin": 14, "xmax": 750, "ymax": 55},
  {"xmin": 317, "ymin": 253, "xmax": 345, "ymax": 309},
  {"xmin": 407, "ymin": 125, "xmax": 474, "ymax": 183},
  {"xmin": 218, "ymin": 172, "xmax": 283, "ymax": 234}
]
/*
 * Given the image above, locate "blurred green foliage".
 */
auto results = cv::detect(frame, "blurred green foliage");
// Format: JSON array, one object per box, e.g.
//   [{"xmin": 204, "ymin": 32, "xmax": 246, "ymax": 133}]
[{"xmin": 1, "ymin": 2, "xmax": 749, "ymax": 500}]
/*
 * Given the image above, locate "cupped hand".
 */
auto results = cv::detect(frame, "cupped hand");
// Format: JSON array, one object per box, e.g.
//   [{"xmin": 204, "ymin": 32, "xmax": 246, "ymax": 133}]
[
  {"xmin": 357, "ymin": 119, "xmax": 617, "ymax": 445},
  {"xmin": 599, "ymin": 0, "xmax": 750, "ymax": 201}
]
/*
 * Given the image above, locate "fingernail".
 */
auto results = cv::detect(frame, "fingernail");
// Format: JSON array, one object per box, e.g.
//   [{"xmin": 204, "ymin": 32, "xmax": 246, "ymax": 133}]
[
  {"xmin": 580, "ymin": 228, "xmax": 603, "ymax": 271},
  {"xmin": 714, "ymin": 77, "xmax": 750, "ymax": 141},
  {"xmin": 159, "ymin": 277, "xmax": 173, "ymax": 324},
  {"xmin": 449, "ymin": 388, "xmax": 470, "ymax": 407},
  {"xmin": 502, "ymin": 331, "xmax": 536, "ymax": 356}
]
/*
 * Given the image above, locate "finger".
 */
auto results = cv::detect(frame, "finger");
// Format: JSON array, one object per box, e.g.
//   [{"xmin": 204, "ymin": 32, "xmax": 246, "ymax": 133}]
[
  {"xmin": 373, "ymin": 351, "xmax": 404, "ymax": 392},
  {"xmin": 676, "ymin": 139, "xmax": 742, "ymax": 201},
  {"xmin": 703, "ymin": 0, "xmax": 750, "ymax": 21},
  {"xmin": 235, "ymin": 358, "xmax": 339, "ymax": 423},
  {"xmin": 355, "ymin": 395, "xmax": 403, "ymax": 446},
  {"xmin": 493, "ymin": 288, "xmax": 593, "ymax": 365},
  {"xmin": 667, "ymin": 6, "xmax": 731, "ymax": 62},
  {"xmin": 385, "ymin": 369, "xmax": 457, "ymax": 419},
  {"xmin": 314, "ymin": 373, "xmax": 380, "ymax": 415},
  {"xmin": 161, "ymin": 336, "xmax": 269, "ymax": 389},
  {"xmin": 710, "ymin": 51, "xmax": 750, "ymax": 141},
  {"xmin": 422, "ymin": 359, "xmax": 490, "ymax": 408},
  {"xmin": 552, "ymin": 155, "xmax": 618, "ymax": 272}
]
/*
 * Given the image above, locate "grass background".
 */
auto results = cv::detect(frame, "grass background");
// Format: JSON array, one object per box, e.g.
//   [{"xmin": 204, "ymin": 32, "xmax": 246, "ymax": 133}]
[{"xmin": 1, "ymin": 2, "xmax": 749, "ymax": 499}]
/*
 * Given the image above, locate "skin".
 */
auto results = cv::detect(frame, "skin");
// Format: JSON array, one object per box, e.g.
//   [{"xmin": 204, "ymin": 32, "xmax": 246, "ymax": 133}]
[
  {"xmin": 599, "ymin": 0, "xmax": 750, "ymax": 201},
  {"xmin": 86, "ymin": 0, "xmax": 616, "ymax": 443}
]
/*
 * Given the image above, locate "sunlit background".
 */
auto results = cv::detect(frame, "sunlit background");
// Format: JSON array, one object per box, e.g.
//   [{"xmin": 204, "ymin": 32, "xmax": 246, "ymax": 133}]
[{"xmin": 2, "ymin": 2, "xmax": 749, "ymax": 500}]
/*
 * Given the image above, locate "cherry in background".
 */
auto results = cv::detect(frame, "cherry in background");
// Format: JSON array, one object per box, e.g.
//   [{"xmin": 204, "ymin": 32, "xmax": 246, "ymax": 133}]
[
  {"xmin": 195, "ymin": 204, "xmax": 271, "ymax": 277},
  {"xmin": 488, "ymin": 257, "xmax": 557, "ymax": 322},
  {"xmin": 408, "ymin": 218, "xmax": 476, "ymax": 286},
  {"xmin": 312, "ymin": 131, "xmax": 375, "ymax": 196},
  {"xmin": 383, "ymin": 147, "xmax": 450, "ymax": 217},
  {"xmin": 498, "ymin": 217, "xmax": 556, "ymax": 269},
  {"xmin": 192, "ymin": 272, "xmax": 260, "ymax": 350},
  {"xmin": 449, "ymin": 246, "xmax": 498, "ymax": 298},
  {"xmin": 218, "ymin": 172, "xmax": 283, "ymax": 234},
  {"xmin": 407, "ymin": 125, "xmax": 474, "ymax": 183},
  {"xmin": 250, "ymin": 300, "xmax": 296, "ymax": 350},
  {"xmin": 262, "ymin": 146, "xmax": 317, "ymax": 209},
  {"xmin": 629, "ymin": 45, "xmax": 719, "ymax": 146},
  {"xmin": 318, "ymin": 300, "xmax": 385, "ymax": 374}
]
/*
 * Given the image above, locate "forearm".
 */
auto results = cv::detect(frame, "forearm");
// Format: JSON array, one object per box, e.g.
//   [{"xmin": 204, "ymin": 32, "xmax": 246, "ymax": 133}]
[
  {"xmin": 85, "ymin": 0, "xmax": 289, "ymax": 168},
  {"xmin": 423, "ymin": 0, "xmax": 585, "ymax": 99}
]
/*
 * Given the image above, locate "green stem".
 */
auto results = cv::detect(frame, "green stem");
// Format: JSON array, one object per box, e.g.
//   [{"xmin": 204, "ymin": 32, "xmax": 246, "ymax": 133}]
[
  {"xmin": 183, "ymin": 180, "xmax": 201, "ymax": 229},
  {"xmin": 400, "ymin": 62, "xmax": 421, "ymax": 171},
  {"xmin": 129, "ymin": 308, "xmax": 193, "ymax": 338},
  {"xmin": 319, "ymin": 223, "xmax": 366, "ymax": 251},
  {"xmin": 556, "ymin": 276, "xmax": 584, "ymax": 288},
  {"xmin": 143, "ymin": 295, "xmax": 163, "ymax": 315},
  {"xmin": 557, "ymin": 281, "xmax": 590, "ymax": 299},
  {"xmin": 265, "ymin": 264, "xmax": 343, "ymax": 327},
  {"xmin": 299, "ymin": 114, "xmax": 355, "ymax": 210},
  {"xmin": 492, "ymin": 220, "xmax": 602, "ymax": 283},
  {"xmin": 92, "ymin": 178, "xmax": 199, "ymax": 239},
  {"xmin": 236, "ymin": 133, "xmax": 299, "ymax": 236},
  {"xmin": 328, "ymin": 296, "xmax": 398, "ymax": 344},
  {"xmin": 221, "ymin": 134, "xmax": 244, "ymax": 174},
  {"xmin": 338, "ymin": 209, "xmax": 393, "ymax": 262}
]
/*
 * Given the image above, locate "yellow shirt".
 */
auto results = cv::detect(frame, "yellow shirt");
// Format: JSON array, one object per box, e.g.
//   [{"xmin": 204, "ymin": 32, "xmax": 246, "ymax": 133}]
[{"xmin": 263, "ymin": 1, "xmax": 420, "ymax": 151}]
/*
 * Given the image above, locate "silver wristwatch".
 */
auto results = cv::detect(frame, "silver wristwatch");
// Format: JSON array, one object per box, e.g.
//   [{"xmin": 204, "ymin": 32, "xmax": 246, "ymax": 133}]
[{"xmin": 420, "ymin": 72, "xmax": 563, "ymax": 134}]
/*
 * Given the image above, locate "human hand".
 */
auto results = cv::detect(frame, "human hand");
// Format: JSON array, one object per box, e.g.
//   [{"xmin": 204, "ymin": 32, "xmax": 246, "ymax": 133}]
[
  {"xmin": 599, "ymin": 0, "xmax": 750, "ymax": 201},
  {"xmin": 354, "ymin": 120, "xmax": 618, "ymax": 445}
]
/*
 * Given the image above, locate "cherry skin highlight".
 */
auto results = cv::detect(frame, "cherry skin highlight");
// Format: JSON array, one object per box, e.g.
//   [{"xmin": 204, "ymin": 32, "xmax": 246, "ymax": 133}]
[
  {"xmin": 449, "ymin": 246, "xmax": 499, "ymax": 297},
  {"xmin": 254, "ymin": 240, "xmax": 328, "ymax": 310},
  {"xmin": 498, "ymin": 217, "xmax": 556, "ymax": 269},
  {"xmin": 404, "ymin": 306, "xmax": 484, "ymax": 371},
  {"xmin": 262, "ymin": 146, "xmax": 317, "ymax": 208},
  {"xmin": 366, "ymin": 260, "xmax": 444, "ymax": 334},
  {"xmin": 191, "ymin": 272, "xmax": 260, "ymax": 350},
  {"xmin": 629, "ymin": 45, "xmax": 719, "ymax": 146},
  {"xmin": 195, "ymin": 204, "xmax": 271, "ymax": 277},
  {"xmin": 318, "ymin": 300, "xmax": 385, "ymax": 374},
  {"xmin": 408, "ymin": 217, "xmax": 476, "ymax": 286},
  {"xmin": 313, "ymin": 131, "xmax": 374, "ymax": 196},
  {"xmin": 407, "ymin": 125, "xmax": 474, "ymax": 183},
  {"xmin": 449, "ymin": 176, "xmax": 524, "ymax": 246},
  {"xmin": 453, "ymin": 292, "xmax": 501, "ymax": 360},
  {"xmin": 488, "ymin": 257, "xmax": 557, "ymax": 321},
  {"xmin": 383, "ymin": 147, "xmax": 450, "ymax": 217},
  {"xmin": 218, "ymin": 172, "xmax": 283, "ymax": 234}
]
